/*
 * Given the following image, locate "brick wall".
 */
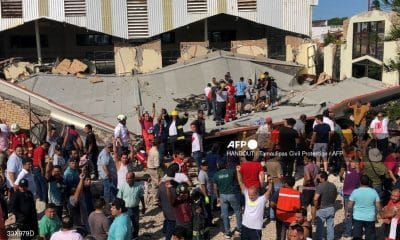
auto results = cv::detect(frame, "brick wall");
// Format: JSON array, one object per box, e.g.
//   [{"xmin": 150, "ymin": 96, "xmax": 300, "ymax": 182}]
[{"xmin": 0, "ymin": 98, "xmax": 32, "ymax": 129}]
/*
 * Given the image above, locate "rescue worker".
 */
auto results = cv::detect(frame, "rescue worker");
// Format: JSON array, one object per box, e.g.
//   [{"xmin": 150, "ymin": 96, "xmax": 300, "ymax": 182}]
[
  {"xmin": 271, "ymin": 176, "xmax": 301, "ymax": 240},
  {"xmin": 9, "ymin": 123, "xmax": 33, "ymax": 158},
  {"xmin": 224, "ymin": 79, "xmax": 237, "ymax": 122},
  {"xmin": 138, "ymin": 103, "xmax": 156, "ymax": 152},
  {"xmin": 167, "ymin": 110, "xmax": 189, "ymax": 154}
]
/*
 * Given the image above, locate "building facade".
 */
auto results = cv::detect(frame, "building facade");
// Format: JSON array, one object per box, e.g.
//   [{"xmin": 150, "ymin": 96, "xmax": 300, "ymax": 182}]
[{"xmin": 340, "ymin": 9, "xmax": 399, "ymax": 85}]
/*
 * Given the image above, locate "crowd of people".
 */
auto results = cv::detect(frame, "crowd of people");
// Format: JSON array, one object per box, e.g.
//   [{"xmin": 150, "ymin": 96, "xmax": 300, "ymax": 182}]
[
  {"xmin": 204, "ymin": 72, "xmax": 278, "ymax": 126},
  {"xmin": 0, "ymin": 71, "xmax": 400, "ymax": 240}
]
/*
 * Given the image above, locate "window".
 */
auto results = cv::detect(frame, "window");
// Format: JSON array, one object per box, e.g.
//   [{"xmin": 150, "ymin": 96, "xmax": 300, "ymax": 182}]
[
  {"xmin": 238, "ymin": 0, "xmax": 257, "ymax": 12},
  {"xmin": 1, "ymin": 0, "xmax": 22, "ymax": 18},
  {"xmin": 127, "ymin": 0, "xmax": 149, "ymax": 38},
  {"xmin": 208, "ymin": 31, "xmax": 236, "ymax": 42},
  {"xmin": 10, "ymin": 35, "xmax": 49, "ymax": 48},
  {"xmin": 352, "ymin": 21, "xmax": 384, "ymax": 60},
  {"xmin": 76, "ymin": 34, "xmax": 112, "ymax": 46},
  {"xmin": 187, "ymin": 0, "xmax": 207, "ymax": 13},
  {"xmin": 64, "ymin": 0, "xmax": 86, "ymax": 17}
]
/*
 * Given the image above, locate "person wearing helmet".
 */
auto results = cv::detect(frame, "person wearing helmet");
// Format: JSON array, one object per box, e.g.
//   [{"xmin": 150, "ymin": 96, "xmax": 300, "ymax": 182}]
[
  {"xmin": 138, "ymin": 104, "xmax": 156, "ymax": 152},
  {"xmin": 167, "ymin": 110, "xmax": 189, "ymax": 155},
  {"xmin": 166, "ymin": 181, "xmax": 192, "ymax": 239},
  {"xmin": 9, "ymin": 123, "xmax": 33, "ymax": 158},
  {"xmin": 114, "ymin": 114, "xmax": 131, "ymax": 156}
]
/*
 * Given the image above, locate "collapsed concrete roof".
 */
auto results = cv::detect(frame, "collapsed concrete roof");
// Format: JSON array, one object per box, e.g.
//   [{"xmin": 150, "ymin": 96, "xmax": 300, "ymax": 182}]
[
  {"xmin": 11, "ymin": 51, "xmax": 400, "ymax": 137},
  {"xmin": 18, "ymin": 51, "xmax": 303, "ymax": 134}
]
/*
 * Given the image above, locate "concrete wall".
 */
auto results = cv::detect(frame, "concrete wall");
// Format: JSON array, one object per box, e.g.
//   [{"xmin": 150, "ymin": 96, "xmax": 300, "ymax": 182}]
[
  {"xmin": 291, "ymin": 42, "xmax": 317, "ymax": 75},
  {"xmin": 114, "ymin": 40, "xmax": 162, "ymax": 75},
  {"xmin": 324, "ymin": 44, "xmax": 336, "ymax": 77},
  {"xmin": 340, "ymin": 10, "xmax": 399, "ymax": 85}
]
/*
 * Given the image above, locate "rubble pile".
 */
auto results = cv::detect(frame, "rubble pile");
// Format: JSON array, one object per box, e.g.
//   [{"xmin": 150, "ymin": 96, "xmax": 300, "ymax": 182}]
[
  {"xmin": 173, "ymin": 94, "xmax": 206, "ymax": 111},
  {"xmin": 0, "ymin": 58, "xmax": 35, "ymax": 82},
  {"xmin": 52, "ymin": 58, "xmax": 88, "ymax": 76}
]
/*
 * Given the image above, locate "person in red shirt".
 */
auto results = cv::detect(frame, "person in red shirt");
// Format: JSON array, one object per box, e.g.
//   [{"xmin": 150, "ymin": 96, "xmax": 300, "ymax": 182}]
[
  {"xmin": 9, "ymin": 123, "xmax": 33, "ymax": 158},
  {"xmin": 384, "ymin": 149, "xmax": 399, "ymax": 184},
  {"xmin": 173, "ymin": 151, "xmax": 189, "ymax": 177},
  {"xmin": 381, "ymin": 189, "xmax": 400, "ymax": 240},
  {"xmin": 238, "ymin": 150, "xmax": 265, "ymax": 189},
  {"xmin": 138, "ymin": 104, "xmax": 156, "ymax": 152},
  {"xmin": 33, "ymin": 141, "xmax": 49, "ymax": 201},
  {"xmin": 225, "ymin": 79, "xmax": 237, "ymax": 122}
]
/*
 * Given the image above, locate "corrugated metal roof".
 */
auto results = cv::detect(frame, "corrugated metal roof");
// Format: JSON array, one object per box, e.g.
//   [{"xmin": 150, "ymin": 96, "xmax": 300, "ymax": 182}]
[
  {"xmin": 86, "ymin": 0, "xmax": 102, "ymax": 33},
  {"xmin": 0, "ymin": 0, "xmax": 316, "ymax": 38},
  {"xmin": 48, "ymin": 0, "xmax": 65, "ymax": 22},
  {"xmin": 23, "ymin": 0, "xmax": 39, "ymax": 22}
]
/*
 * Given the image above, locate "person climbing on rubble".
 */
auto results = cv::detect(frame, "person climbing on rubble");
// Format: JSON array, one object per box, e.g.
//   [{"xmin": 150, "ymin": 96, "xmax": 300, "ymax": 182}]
[
  {"xmin": 225, "ymin": 79, "xmax": 237, "ymax": 122},
  {"xmin": 215, "ymin": 80, "xmax": 228, "ymax": 126},
  {"xmin": 167, "ymin": 110, "xmax": 189, "ymax": 155},
  {"xmin": 235, "ymin": 77, "xmax": 247, "ymax": 116},
  {"xmin": 9, "ymin": 123, "xmax": 33, "ymax": 158},
  {"xmin": 138, "ymin": 103, "xmax": 156, "ymax": 152}
]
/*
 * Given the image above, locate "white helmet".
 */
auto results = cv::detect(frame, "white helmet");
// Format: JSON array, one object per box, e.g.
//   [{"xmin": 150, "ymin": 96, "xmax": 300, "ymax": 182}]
[
  {"xmin": 10, "ymin": 123, "xmax": 21, "ymax": 133},
  {"xmin": 117, "ymin": 114, "xmax": 127, "ymax": 121}
]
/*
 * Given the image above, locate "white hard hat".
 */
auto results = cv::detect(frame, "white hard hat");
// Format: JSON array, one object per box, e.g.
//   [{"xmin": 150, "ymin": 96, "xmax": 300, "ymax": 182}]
[
  {"xmin": 10, "ymin": 123, "xmax": 20, "ymax": 133},
  {"xmin": 117, "ymin": 114, "xmax": 127, "ymax": 121}
]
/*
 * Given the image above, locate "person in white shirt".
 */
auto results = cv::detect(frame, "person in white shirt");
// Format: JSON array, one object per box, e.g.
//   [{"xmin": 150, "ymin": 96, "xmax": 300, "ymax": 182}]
[
  {"xmin": 14, "ymin": 158, "xmax": 36, "ymax": 197},
  {"xmin": 370, "ymin": 112, "xmax": 389, "ymax": 156},
  {"xmin": 114, "ymin": 114, "xmax": 131, "ymax": 157},
  {"xmin": 216, "ymin": 82, "xmax": 228, "ymax": 126},
  {"xmin": 256, "ymin": 117, "xmax": 273, "ymax": 152},
  {"xmin": 50, "ymin": 215, "xmax": 83, "ymax": 240},
  {"xmin": 236, "ymin": 165, "xmax": 273, "ymax": 240},
  {"xmin": 6, "ymin": 145, "xmax": 23, "ymax": 191},
  {"xmin": 205, "ymin": 83, "xmax": 213, "ymax": 116},
  {"xmin": 191, "ymin": 122, "xmax": 203, "ymax": 169}
]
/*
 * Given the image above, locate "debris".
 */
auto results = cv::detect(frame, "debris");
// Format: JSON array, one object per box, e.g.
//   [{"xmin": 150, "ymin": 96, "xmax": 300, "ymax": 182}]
[
  {"xmin": 173, "ymin": 94, "xmax": 206, "ymax": 111},
  {"xmin": 52, "ymin": 58, "xmax": 87, "ymax": 75},
  {"xmin": 68, "ymin": 59, "xmax": 88, "ymax": 74},
  {"xmin": 89, "ymin": 76, "xmax": 103, "ymax": 84},
  {"xmin": 53, "ymin": 59, "xmax": 71, "ymax": 75},
  {"xmin": 76, "ymin": 73, "xmax": 87, "ymax": 79},
  {"xmin": 3, "ymin": 62, "xmax": 34, "ymax": 81},
  {"xmin": 316, "ymin": 72, "xmax": 332, "ymax": 85}
]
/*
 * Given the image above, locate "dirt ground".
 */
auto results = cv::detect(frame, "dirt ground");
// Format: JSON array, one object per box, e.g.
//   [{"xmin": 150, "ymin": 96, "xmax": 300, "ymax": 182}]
[{"xmin": 137, "ymin": 174, "xmax": 386, "ymax": 240}]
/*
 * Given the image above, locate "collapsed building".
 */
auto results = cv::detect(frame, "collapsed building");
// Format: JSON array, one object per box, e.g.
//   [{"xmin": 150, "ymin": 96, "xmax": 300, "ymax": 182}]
[{"xmin": 0, "ymin": 2, "xmax": 400, "ymax": 145}]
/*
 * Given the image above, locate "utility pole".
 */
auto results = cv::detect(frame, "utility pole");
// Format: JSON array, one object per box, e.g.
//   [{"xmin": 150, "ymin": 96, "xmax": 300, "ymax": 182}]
[{"xmin": 368, "ymin": 0, "xmax": 371, "ymax": 10}]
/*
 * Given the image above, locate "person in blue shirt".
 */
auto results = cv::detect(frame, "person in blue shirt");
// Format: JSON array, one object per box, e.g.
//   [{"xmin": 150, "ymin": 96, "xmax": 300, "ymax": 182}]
[
  {"xmin": 108, "ymin": 198, "xmax": 132, "ymax": 240},
  {"xmin": 348, "ymin": 175, "xmax": 381, "ymax": 240},
  {"xmin": 63, "ymin": 155, "xmax": 80, "ymax": 196},
  {"xmin": 234, "ymin": 77, "xmax": 247, "ymax": 116}
]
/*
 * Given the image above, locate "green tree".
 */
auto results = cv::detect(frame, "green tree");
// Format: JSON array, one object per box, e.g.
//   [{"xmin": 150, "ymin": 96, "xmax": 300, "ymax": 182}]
[
  {"xmin": 381, "ymin": 0, "xmax": 400, "ymax": 76},
  {"xmin": 327, "ymin": 17, "xmax": 347, "ymax": 26},
  {"xmin": 372, "ymin": 0, "xmax": 381, "ymax": 9}
]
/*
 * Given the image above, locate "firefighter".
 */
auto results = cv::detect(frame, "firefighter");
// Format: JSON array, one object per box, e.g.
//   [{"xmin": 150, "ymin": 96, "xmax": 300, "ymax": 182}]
[{"xmin": 9, "ymin": 123, "xmax": 33, "ymax": 158}]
